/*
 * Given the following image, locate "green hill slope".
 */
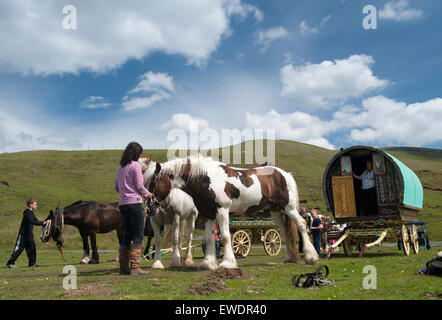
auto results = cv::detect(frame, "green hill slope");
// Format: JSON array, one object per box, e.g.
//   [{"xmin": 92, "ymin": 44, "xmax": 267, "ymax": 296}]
[{"xmin": 0, "ymin": 141, "xmax": 440, "ymax": 252}]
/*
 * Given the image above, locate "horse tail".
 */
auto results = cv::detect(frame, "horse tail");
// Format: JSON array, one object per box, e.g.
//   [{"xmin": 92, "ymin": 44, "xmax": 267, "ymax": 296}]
[{"xmin": 284, "ymin": 214, "xmax": 300, "ymax": 262}]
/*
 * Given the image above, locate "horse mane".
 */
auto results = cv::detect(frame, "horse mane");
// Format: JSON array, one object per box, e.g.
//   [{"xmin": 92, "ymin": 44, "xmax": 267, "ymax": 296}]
[
  {"xmin": 159, "ymin": 155, "xmax": 222, "ymax": 182},
  {"xmin": 64, "ymin": 200, "xmax": 96, "ymax": 210}
]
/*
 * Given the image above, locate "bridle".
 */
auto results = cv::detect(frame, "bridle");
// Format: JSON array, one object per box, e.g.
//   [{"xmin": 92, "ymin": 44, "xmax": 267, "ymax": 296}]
[{"xmin": 145, "ymin": 171, "xmax": 161, "ymax": 216}]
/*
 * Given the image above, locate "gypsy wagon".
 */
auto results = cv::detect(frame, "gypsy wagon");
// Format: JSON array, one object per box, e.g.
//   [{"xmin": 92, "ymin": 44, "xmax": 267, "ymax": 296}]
[{"xmin": 322, "ymin": 146, "xmax": 424, "ymax": 258}]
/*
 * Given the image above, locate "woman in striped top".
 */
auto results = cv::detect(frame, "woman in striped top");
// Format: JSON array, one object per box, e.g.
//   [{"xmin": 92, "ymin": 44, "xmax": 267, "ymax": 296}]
[{"xmin": 115, "ymin": 142, "xmax": 151, "ymax": 275}]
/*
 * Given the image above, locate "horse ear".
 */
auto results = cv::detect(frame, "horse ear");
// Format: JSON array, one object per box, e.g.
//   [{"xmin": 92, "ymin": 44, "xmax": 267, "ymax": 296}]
[
  {"xmin": 145, "ymin": 155, "xmax": 152, "ymax": 165},
  {"xmin": 50, "ymin": 210, "xmax": 54, "ymax": 214},
  {"xmin": 155, "ymin": 162, "xmax": 161, "ymax": 175}
]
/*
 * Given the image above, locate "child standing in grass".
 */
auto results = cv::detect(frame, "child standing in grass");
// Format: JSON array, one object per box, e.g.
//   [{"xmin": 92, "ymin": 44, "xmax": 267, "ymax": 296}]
[{"xmin": 6, "ymin": 199, "xmax": 48, "ymax": 268}]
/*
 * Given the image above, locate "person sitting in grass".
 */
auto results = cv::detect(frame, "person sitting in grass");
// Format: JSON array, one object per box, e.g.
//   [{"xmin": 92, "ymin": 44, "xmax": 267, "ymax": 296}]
[{"xmin": 6, "ymin": 199, "xmax": 48, "ymax": 269}]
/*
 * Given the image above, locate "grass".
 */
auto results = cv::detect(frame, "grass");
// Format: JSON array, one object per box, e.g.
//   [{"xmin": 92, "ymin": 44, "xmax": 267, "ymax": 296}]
[
  {"xmin": 0, "ymin": 140, "xmax": 440, "ymax": 300},
  {"xmin": 0, "ymin": 140, "xmax": 440, "ymax": 250},
  {"xmin": 0, "ymin": 245, "xmax": 440, "ymax": 300}
]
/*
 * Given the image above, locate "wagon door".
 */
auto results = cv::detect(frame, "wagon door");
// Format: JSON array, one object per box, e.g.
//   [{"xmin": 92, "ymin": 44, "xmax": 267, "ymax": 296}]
[{"xmin": 332, "ymin": 176, "xmax": 357, "ymax": 218}]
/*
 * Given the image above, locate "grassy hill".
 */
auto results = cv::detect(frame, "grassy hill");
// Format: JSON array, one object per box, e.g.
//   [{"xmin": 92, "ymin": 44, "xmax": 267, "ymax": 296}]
[{"xmin": 0, "ymin": 140, "xmax": 440, "ymax": 252}]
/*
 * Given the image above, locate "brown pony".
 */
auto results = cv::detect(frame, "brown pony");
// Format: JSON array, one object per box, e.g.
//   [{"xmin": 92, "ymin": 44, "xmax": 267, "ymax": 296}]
[{"xmin": 45, "ymin": 200, "xmax": 123, "ymax": 264}]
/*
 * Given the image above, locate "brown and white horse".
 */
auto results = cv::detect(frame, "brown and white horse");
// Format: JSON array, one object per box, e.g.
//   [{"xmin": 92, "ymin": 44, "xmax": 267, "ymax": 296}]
[
  {"xmin": 141, "ymin": 156, "xmax": 318, "ymax": 270},
  {"xmin": 140, "ymin": 157, "xmax": 198, "ymax": 269}
]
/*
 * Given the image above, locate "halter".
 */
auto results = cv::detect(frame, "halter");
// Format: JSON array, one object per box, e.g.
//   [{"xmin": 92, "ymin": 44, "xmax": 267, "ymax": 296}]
[{"xmin": 146, "ymin": 171, "xmax": 161, "ymax": 216}]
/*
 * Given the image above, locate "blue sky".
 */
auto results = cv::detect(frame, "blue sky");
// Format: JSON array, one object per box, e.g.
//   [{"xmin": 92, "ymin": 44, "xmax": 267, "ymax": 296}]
[{"xmin": 0, "ymin": 0, "xmax": 441, "ymax": 152}]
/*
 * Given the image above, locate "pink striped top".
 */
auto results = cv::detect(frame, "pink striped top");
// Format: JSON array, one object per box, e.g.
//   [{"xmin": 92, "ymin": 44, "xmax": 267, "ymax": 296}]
[{"xmin": 115, "ymin": 161, "xmax": 150, "ymax": 205}]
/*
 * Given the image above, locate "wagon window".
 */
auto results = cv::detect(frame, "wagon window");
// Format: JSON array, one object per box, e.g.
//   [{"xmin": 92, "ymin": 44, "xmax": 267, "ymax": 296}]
[
  {"xmin": 340, "ymin": 156, "xmax": 352, "ymax": 176},
  {"xmin": 373, "ymin": 153, "xmax": 386, "ymax": 175}
]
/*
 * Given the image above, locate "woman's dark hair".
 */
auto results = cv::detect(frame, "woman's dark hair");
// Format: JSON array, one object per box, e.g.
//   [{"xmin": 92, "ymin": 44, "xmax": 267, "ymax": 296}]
[{"xmin": 120, "ymin": 142, "xmax": 143, "ymax": 167}]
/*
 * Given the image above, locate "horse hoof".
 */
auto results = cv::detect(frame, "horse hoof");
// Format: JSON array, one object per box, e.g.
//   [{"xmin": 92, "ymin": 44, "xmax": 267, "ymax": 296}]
[
  {"xmin": 218, "ymin": 260, "xmax": 237, "ymax": 269},
  {"xmin": 152, "ymin": 260, "xmax": 165, "ymax": 270},
  {"xmin": 88, "ymin": 260, "xmax": 99, "ymax": 265},
  {"xmin": 284, "ymin": 258, "xmax": 298, "ymax": 264},
  {"xmin": 183, "ymin": 259, "xmax": 195, "ymax": 267},
  {"xmin": 304, "ymin": 254, "xmax": 319, "ymax": 265},
  {"xmin": 198, "ymin": 260, "xmax": 218, "ymax": 271}
]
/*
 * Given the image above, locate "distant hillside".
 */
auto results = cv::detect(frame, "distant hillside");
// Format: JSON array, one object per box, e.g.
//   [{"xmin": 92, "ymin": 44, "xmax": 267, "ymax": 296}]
[{"xmin": 0, "ymin": 140, "xmax": 440, "ymax": 251}]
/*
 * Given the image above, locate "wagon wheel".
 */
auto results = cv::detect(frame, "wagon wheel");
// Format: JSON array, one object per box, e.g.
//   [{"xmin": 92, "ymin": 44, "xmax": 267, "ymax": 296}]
[
  {"xmin": 343, "ymin": 238, "xmax": 353, "ymax": 257},
  {"xmin": 263, "ymin": 229, "xmax": 281, "ymax": 256},
  {"xmin": 409, "ymin": 224, "xmax": 419, "ymax": 254},
  {"xmin": 232, "ymin": 230, "xmax": 251, "ymax": 257},
  {"xmin": 401, "ymin": 224, "xmax": 410, "ymax": 256}
]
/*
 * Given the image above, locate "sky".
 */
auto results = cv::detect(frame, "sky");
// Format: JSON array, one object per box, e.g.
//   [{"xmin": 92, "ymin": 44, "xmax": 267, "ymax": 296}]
[{"xmin": 0, "ymin": 0, "xmax": 441, "ymax": 152}]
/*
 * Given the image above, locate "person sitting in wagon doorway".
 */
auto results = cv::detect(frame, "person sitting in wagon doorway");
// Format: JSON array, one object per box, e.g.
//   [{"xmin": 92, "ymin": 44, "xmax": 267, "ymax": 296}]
[
  {"xmin": 353, "ymin": 159, "xmax": 377, "ymax": 216},
  {"xmin": 6, "ymin": 199, "xmax": 48, "ymax": 269}
]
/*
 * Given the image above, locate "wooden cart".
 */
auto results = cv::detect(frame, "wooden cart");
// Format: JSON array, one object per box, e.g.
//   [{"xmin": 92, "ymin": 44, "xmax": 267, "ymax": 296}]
[
  {"xmin": 195, "ymin": 213, "xmax": 282, "ymax": 257},
  {"xmin": 322, "ymin": 146, "xmax": 424, "ymax": 258},
  {"xmin": 229, "ymin": 215, "xmax": 282, "ymax": 257}
]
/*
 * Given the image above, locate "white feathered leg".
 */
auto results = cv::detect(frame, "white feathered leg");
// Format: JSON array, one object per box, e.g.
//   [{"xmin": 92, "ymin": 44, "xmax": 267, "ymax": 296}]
[
  {"xmin": 183, "ymin": 213, "xmax": 196, "ymax": 267},
  {"xmin": 217, "ymin": 208, "xmax": 237, "ymax": 269},
  {"xmin": 151, "ymin": 218, "xmax": 165, "ymax": 270},
  {"xmin": 169, "ymin": 214, "xmax": 182, "ymax": 268},
  {"xmin": 198, "ymin": 219, "xmax": 218, "ymax": 270}
]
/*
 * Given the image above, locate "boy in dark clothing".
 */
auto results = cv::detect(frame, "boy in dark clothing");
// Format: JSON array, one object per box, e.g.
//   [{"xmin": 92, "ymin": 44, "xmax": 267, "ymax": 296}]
[
  {"xmin": 310, "ymin": 209, "xmax": 323, "ymax": 258},
  {"xmin": 6, "ymin": 199, "xmax": 48, "ymax": 268}
]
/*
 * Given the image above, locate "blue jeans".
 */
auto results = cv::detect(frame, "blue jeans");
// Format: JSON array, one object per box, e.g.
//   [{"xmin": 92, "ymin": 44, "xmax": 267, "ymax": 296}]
[
  {"xmin": 202, "ymin": 240, "xmax": 221, "ymax": 258},
  {"xmin": 313, "ymin": 234, "xmax": 322, "ymax": 257},
  {"xmin": 119, "ymin": 203, "xmax": 144, "ymax": 247}
]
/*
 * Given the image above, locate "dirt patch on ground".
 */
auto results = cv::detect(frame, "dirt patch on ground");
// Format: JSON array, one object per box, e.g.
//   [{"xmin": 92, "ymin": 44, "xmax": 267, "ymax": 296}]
[
  {"xmin": 186, "ymin": 279, "xmax": 229, "ymax": 295},
  {"xmin": 206, "ymin": 268, "xmax": 252, "ymax": 280},
  {"xmin": 186, "ymin": 268, "xmax": 251, "ymax": 295},
  {"xmin": 65, "ymin": 284, "xmax": 116, "ymax": 297}
]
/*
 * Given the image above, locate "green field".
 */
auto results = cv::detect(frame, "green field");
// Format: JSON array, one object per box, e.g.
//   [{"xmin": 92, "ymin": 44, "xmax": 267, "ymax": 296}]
[
  {"xmin": 0, "ymin": 140, "xmax": 440, "ymax": 251},
  {"xmin": 0, "ymin": 140, "xmax": 441, "ymax": 300},
  {"xmin": 0, "ymin": 246, "xmax": 440, "ymax": 300}
]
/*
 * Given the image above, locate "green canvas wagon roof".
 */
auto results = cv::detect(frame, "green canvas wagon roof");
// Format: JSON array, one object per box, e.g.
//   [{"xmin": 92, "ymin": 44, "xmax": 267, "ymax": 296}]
[
  {"xmin": 322, "ymin": 146, "xmax": 423, "ymax": 211},
  {"xmin": 385, "ymin": 152, "xmax": 423, "ymax": 209}
]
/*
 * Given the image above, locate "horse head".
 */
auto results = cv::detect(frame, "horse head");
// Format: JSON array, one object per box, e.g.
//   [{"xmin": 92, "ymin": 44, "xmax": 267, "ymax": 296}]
[
  {"xmin": 139, "ymin": 155, "xmax": 162, "ymax": 192},
  {"xmin": 42, "ymin": 207, "xmax": 64, "ymax": 250}
]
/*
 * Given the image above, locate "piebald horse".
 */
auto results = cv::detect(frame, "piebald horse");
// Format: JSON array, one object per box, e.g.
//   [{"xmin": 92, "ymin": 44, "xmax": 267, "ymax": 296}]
[
  {"xmin": 140, "ymin": 157, "xmax": 198, "ymax": 269},
  {"xmin": 141, "ymin": 156, "xmax": 318, "ymax": 270}
]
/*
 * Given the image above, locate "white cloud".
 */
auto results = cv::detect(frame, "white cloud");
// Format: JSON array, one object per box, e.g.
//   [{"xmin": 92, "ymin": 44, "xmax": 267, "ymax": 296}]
[
  {"xmin": 160, "ymin": 113, "xmax": 210, "ymax": 133},
  {"xmin": 379, "ymin": 0, "xmax": 423, "ymax": 21},
  {"xmin": 280, "ymin": 54, "xmax": 389, "ymax": 108},
  {"xmin": 0, "ymin": 0, "xmax": 261, "ymax": 75},
  {"xmin": 0, "ymin": 104, "xmax": 83, "ymax": 152},
  {"xmin": 122, "ymin": 71, "xmax": 174, "ymax": 111},
  {"xmin": 256, "ymin": 26, "xmax": 290, "ymax": 52},
  {"xmin": 320, "ymin": 15, "xmax": 333, "ymax": 28},
  {"xmin": 299, "ymin": 15, "xmax": 332, "ymax": 36},
  {"xmin": 79, "ymin": 96, "xmax": 112, "ymax": 109},
  {"xmin": 245, "ymin": 109, "xmax": 335, "ymax": 149},
  {"xmin": 299, "ymin": 21, "xmax": 318, "ymax": 35},
  {"xmin": 223, "ymin": 0, "xmax": 263, "ymax": 22},
  {"xmin": 334, "ymin": 95, "xmax": 442, "ymax": 146},
  {"xmin": 242, "ymin": 95, "xmax": 442, "ymax": 149}
]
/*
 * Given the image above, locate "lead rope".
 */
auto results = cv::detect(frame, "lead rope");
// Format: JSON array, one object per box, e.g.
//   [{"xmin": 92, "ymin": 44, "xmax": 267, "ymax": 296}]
[{"xmin": 313, "ymin": 275, "xmax": 336, "ymax": 287}]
